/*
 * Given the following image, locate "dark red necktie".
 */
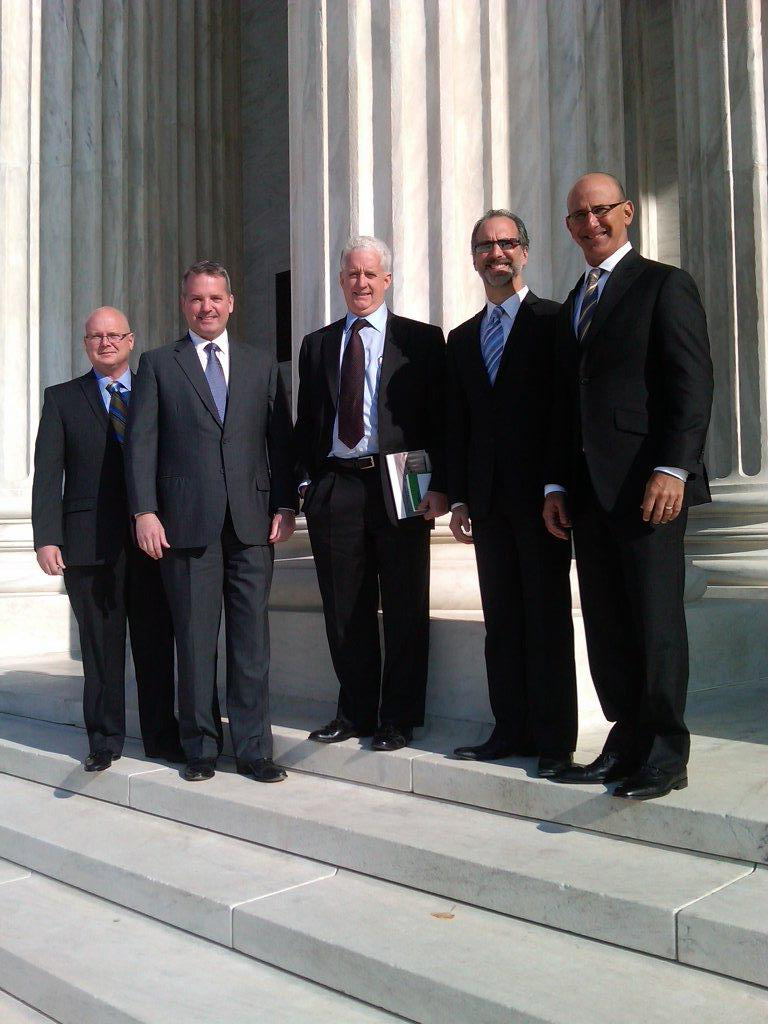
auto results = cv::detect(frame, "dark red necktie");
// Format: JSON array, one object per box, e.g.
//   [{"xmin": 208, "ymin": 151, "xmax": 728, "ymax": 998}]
[{"xmin": 337, "ymin": 318, "xmax": 368, "ymax": 448}]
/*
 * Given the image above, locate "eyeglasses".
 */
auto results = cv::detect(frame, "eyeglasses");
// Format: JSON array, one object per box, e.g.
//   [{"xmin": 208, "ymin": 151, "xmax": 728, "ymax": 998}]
[
  {"xmin": 566, "ymin": 201, "xmax": 625, "ymax": 225},
  {"xmin": 473, "ymin": 238, "xmax": 525, "ymax": 254},
  {"xmin": 85, "ymin": 332, "xmax": 132, "ymax": 344}
]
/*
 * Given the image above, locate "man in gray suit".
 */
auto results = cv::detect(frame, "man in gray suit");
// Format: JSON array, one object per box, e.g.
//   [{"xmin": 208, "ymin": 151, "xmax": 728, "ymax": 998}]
[{"xmin": 125, "ymin": 260, "xmax": 297, "ymax": 783}]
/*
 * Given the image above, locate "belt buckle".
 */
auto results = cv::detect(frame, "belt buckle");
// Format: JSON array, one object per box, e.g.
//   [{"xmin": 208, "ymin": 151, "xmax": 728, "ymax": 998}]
[{"xmin": 357, "ymin": 455, "xmax": 375, "ymax": 470}]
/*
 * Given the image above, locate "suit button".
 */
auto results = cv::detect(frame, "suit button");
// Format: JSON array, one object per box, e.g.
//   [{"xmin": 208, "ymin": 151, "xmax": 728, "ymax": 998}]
[{"xmin": 579, "ymin": 377, "xmax": 589, "ymax": 385}]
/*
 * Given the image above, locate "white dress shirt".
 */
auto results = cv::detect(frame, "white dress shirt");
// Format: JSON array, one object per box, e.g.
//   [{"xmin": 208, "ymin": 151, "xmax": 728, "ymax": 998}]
[
  {"xmin": 94, "ymin": 366, "xmax": 132, "ymax": 412},
  {"xmin": 329, "ymin": 301, "xmax": 389, "ymax": 458},
  {"xmin": 189, "ymin": 328, "xmax": 230, "ymax": 384},
  {"xmin": 545, "ymin": 244, "xmax": 686, "ymax": 495}
]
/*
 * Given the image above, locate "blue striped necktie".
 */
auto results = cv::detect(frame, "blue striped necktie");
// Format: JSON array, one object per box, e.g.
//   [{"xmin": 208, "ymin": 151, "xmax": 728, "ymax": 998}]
[
  {"xmin": 577, "ymin": 268, "xmax": 603, "ymax": 343},
  {"xmin": 481, "ymin": 305, "xmax": 506, "ymax": 384},
  {"xmin": 106, "ymin": 381, "xmax": 129, "ymax": 444},
  {"xmin": 205, "ymin": 342, "xmax": 228, "ymax": 422}
]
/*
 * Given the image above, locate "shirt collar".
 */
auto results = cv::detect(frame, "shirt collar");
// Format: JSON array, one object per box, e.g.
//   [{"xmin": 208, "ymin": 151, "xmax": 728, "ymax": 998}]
[
  {"xmin": 93, "ymin": 366, "xmax": 132, "ymax": 392},
  {"xmin": 344, "ymin": 302, "xmax": 389, "ymax": 334},
  {"xmin": 583, "ymin": 240, "xmax": 633, "ymax": 280},
  {"xmin": 485, "ymin": 286, "xmax": 529, "ymax": 321},
  {"xmin": 189, "ymin": 328, "xmax": 229, "ymax": 353}
]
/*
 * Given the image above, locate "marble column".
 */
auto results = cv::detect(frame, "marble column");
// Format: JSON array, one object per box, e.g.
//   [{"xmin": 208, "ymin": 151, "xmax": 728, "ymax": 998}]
[
  {"xmin": 288, "ymin": 0, "xmax": 625, "ymax": 357},
  {"xmin": 674, "ymin": 0, "xmax": 768, "ymax": 585},
  {"xmin": 0, "ymin": 0, "xmax": 49, "ymax": 653},
  {"xmin": 1, "ymin": 0, "xmax": 246, "ymax": 657}
]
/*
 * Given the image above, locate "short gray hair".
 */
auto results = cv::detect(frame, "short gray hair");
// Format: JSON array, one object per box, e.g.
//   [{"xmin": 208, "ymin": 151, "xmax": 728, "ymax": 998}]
[
  {"xmin": 181, "ymin": 259, "xmax": 232, "ymax": 296},
  {"xmin": 340, "ymin": 235, "xmax": 392, "ymax": 273},
  {"xmin": 470, "ymin": 209, "xmax": 530, "ymax": 253}
]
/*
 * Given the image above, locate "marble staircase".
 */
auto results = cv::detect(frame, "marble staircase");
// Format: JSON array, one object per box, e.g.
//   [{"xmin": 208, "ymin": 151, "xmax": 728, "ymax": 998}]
[{"xmin": 0, "ymin": 663, "xmax": 766, "ymax": 1022}]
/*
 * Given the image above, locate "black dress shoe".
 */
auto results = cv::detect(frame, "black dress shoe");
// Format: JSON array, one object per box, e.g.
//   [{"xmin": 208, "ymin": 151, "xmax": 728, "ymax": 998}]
[
  {"xmin": 308, "ymin": 718, "xmax": 370, "ymax": 743},
  {"xmin": 183, "ymin": 758, "xmax": 216, "ymax": 782},
  {"xmin": 552, "ymin": 751, "xmax": 633, "ymax": 785},
  {"xmin": 537, "ymin": 754, "xmax": 573, "ymax": 778},
  {"xmin": 371, "ymin": 724, "xmax": 412, "ymax": 752},
  {"xmin": 237, "ymin": 758, "xmax": 287, "ymax": 783},
  {"xmin": 84, "ymin": 749, "xmax": 121, "ymax": 772},
  {"xmin": 453, "ymin": 731, "xmax": 534, "ymax": 762},
  {"xmin": 613, "ymin": 764, "xmax": 688, "ymax": 801}
]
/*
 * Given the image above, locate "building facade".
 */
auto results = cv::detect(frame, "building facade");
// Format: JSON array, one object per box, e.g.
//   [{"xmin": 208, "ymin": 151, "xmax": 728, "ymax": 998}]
[{"xmin": 1, "ymin": 1, "xmax": 767, "ymax": 705}]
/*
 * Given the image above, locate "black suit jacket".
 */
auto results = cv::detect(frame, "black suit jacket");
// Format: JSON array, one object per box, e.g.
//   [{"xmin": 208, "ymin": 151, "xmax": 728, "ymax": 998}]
[
  {"xmin": 446, "ymin": 292, "xmax": 560, "ymax": 520},
  {"xmin": 294, "ymin": 311, "xmax": 446, "ymax": 525},
  {"xmin": 549, "ymin": 249, "xmax": 714, "ymax": 512},
  {"xmin": 32, "ymin": 371, "xmax": 131, "ymax": 566},
  {"xmin": 124, "ymin": 335, "xmax": 296, "ymax": 548}
]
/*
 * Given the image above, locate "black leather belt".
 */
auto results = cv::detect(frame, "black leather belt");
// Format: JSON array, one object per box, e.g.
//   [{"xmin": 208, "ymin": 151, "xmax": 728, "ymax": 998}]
[{"xmin": 325, "ymin": 454, "xmax": 379, "ymax": 471}]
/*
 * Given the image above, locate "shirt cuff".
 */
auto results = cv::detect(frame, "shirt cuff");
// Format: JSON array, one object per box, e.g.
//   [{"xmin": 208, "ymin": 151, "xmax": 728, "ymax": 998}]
[
  {"xmin": 653, "ymin": 466, "xmax": 688, "ymax": 482},
  {"xmin": 277, "ymin": 507, "xmax": 296, "ymax": 514},
  {"xmin": 544, "ymin": 484, "xmax": 567, "ymax": 496},
  {"xmin": 450, "ymin": 502, "xmax": 467, "ymax": 511}
]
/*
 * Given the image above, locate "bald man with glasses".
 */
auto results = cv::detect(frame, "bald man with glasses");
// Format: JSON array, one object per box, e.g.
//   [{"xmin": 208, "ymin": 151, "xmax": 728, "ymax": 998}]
[
  {"xmin": 544, "ymin": 173, "xmax": 713, "ymax": 800},
  {"xmin": 32, "ymin": 306, "xmax": 181, "ymax": 771}
]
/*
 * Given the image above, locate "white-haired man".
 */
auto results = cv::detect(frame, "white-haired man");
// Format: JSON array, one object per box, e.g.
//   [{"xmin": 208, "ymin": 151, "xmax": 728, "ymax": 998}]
[{"xmin": 295, "ymin": 236, "xmax": 447, "ymax": 751}]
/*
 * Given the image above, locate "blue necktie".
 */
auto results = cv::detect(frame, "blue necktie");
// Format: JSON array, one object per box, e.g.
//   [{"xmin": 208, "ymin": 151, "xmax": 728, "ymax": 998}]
[
  {"xmin": 577, "ymin": 268, "xmax": 603, "ymax": 343},
  {"xmin": 205, "ymin": 342, "xmax": 228, "ymax": 422},
  {"xmin": 106, "ymin": 381, "xmax": 129, "ymax": 444},
  {"xmin": 481, "ymin": 305, "xmax": 505, "ymax": 384}
]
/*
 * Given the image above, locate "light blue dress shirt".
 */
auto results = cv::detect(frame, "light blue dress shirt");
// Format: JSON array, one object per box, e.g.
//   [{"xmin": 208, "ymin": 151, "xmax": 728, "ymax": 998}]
[
  {"xmin": 330, "ymin": 301, "xmax": 389, "ymax": 458},
  {"xmin": 93, "ymin": 367, "xmax": 132, "ymax": 412}
]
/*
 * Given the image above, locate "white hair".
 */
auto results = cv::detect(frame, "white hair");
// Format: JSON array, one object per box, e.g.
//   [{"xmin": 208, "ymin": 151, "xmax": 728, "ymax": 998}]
[{"xmin": 340, "ymin": 235, "xmax": 392, "ymax": 273}]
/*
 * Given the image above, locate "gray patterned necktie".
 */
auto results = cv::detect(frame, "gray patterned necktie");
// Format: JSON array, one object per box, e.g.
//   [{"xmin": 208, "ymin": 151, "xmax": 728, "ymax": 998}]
[
  {"xmin": 205, "ymin": 342, "xmax": 228, "ymax": 422},
  {"xmin": 577, "ymin": 268, "xmax": 603, "ymax": 343}
]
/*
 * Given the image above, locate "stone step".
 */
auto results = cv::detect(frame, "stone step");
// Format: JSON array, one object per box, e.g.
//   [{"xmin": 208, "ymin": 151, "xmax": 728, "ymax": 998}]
[
  {"xmin": 232, "ymin": 868, "xmax": 768, "ymax": 1024},
  {"xmin": 0, "ymin": 989, "xmax": 57, "ymax": 1023},
  {"xmin": 0, "ymin": 867, "xmax": 403, "ymax": 1024},
  {"xmin": 1, "ymin": 662, "xmax": 767, "ymax": 865},
  {"xmin": 0, "ymin": 773, "xmax": 336, "ymax": 947},
  {"xmin": 0, "ymin": 715, "xmax": 761, "ymax": 966}
]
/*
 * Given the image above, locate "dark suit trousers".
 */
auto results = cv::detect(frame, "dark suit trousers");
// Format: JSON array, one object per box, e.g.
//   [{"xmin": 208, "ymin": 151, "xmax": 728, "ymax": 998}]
[
  {"xmin": 306, "ymin": 464, "xmax": 430, "ymax": 731},
  {"xmin": 572, "ymin": 469, "xmax": 690, "ymax": 772},
  {"xmin": 64, "ymin": 540, "xmax": 178, "ymax": 756},
  {"xmin": 160, "ymin": 511, "xmax": 274, "ymax": 762},
  {"xmin": 472, "ymin": 492, "xmax": 577, "ymax": 756}
]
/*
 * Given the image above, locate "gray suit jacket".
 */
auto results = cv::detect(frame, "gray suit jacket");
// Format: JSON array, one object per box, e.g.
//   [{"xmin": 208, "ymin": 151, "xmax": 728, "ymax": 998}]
[{"xmin": 125, "ymin": 334, "xmax": 296, "ymax": 548}]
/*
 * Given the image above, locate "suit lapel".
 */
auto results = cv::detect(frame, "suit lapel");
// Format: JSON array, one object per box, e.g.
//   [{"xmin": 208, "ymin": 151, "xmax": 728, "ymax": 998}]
[
  {"xmin": 79, "ymin": 371, "xmax": 109, "ymax": 429},
  {"xmin": 581, "ymin": 248, "xmax": 645, "ymax": 345},
  {"xmin": 465, "ymin": 310, "xmax": 492, "ymax": 392},
  {"xmin": 494, "ymin": 295, "xmax": 536, "ymax": 384},
  {"xmin": 174, "ymin": 334, "xmax": 223, "ymax": 426},
  {"xmin": 322, "ymin": 319, "xmax": 345, "ymax": 409},
  {"xmin": 222, "ymin": 339, "xmax": 245, "ymax": 436}
]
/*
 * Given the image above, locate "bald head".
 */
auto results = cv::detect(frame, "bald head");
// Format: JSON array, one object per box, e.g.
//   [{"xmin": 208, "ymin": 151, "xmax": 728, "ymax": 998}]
[
  {"xmin": 83, "ymin": 306, "xmax": 134, "ymax": 379},
  {"xmin": 565, "ymin": 172, "xmax": 634, "ymax": 266}
]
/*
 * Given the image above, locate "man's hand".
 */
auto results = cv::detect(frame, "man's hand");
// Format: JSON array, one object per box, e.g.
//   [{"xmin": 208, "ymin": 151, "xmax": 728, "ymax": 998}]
[
  {"xmin": 269, "ymin": 509, "xmax": 296, "ymax": 543},
  {"xmin": 418, "ymin": 490, "xmax": 448, "ymax": 521},
  {"xmin": 135, "ymin": 512, "xmax": 170, "ymax": 559},
  {"xmin": 641, "ymin": 471, "xmax": 685, "ymax": 525},
  {"xmin": 449, "ymin": 504, "xmax": 473, "ymax": 544},
  {"xmin": 543, "ymin": 493, "xmax": 572, "ymax": 540},
  {"xmin": 37, "ymin": 545, "xmax": 66, "ymax": 575}
]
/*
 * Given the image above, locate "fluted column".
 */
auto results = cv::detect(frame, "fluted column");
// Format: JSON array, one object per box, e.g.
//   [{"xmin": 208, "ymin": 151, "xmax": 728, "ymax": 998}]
[
  {"xmin": 0, "ymin": 0, "xmax": 47, "ymax": 647},
  {"xmin": 675, "ymin": 0, "xmax": 768, "ymax": 584},
  {"xmin": 288, "ymin": 0, "xmax": 625, "ymax": 349}
]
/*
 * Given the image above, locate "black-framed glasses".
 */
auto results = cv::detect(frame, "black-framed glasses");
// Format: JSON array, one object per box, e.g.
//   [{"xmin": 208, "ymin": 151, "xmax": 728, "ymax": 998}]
[
  {"xmin": 85, "ymin": 332, "xmax": 132, "ymax": 344},
  {"xmin": 473, "ymin": 238, "xmax": 525, "ymax": 254},
  {"xmin": 566, "ymin": 201, "xmax": 625, "ymax": 225}
]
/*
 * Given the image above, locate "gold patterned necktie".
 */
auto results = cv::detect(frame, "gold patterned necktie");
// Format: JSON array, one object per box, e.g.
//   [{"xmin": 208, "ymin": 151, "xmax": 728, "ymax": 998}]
[
  {"xmin": 577, "ymin": 268, "xmax": 603, "ymax": 343},
  {"xmin": 106, "ymin": 381, "xmax": 129, "ymax": 444}
]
